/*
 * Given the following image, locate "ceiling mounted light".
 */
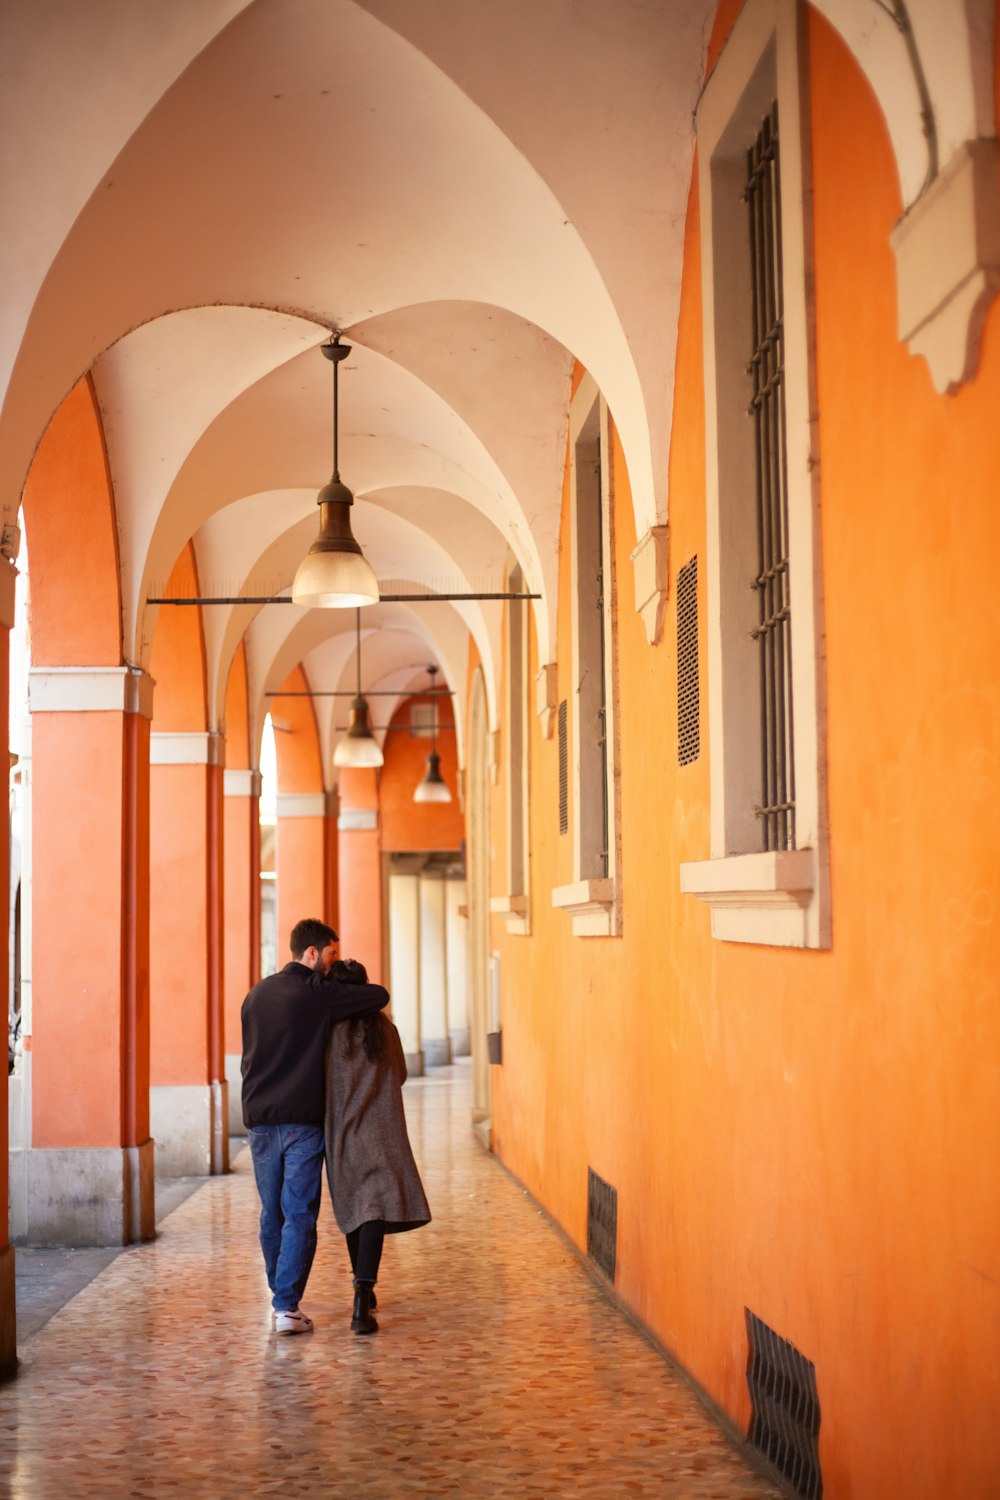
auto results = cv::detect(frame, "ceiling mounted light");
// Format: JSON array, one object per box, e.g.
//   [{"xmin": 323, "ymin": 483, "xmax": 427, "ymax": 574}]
[
  {"xmin": 292, "ymin": 336, "xmax": 380, "ymax": 609},
  {"xmin": 413, "ymin": 664, "xmax": 452, "ymax": 804},
  {"xmin": 333, "ymin": 610, "xmax": 384, "ymax": 768}
]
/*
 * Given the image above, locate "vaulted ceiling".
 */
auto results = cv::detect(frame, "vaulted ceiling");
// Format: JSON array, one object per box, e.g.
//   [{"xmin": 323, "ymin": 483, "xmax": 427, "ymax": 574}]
[{"xmin": 1, "ymin": 0, "xmax": 987, "ymax": 774}]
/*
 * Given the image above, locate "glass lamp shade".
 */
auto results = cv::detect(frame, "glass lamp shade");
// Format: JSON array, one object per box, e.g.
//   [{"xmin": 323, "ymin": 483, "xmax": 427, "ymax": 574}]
[
  {"xmin": 333, "ymin": 696, "xmax": 384, "ymax": 768},
  {"xmin": 292, "ymin": 486, "xmax": 380, "ymax": 608},
  {"xmin": 413, "ymin": 749, "xmax": 452, "ymax": 803}
]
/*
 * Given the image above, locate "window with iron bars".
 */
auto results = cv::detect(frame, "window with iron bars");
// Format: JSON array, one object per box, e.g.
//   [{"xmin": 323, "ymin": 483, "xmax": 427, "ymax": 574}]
[{"xmin": 747, "ymin": 100, "xmax": 795, "ymax": 852}]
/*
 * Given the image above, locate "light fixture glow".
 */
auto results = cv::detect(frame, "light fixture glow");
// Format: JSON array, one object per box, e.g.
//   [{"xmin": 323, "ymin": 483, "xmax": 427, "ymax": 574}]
[
  {"xmin": 333, "ymin": 610, "xmax": 384, "ymax": 768},
  {"xmin": 292, "ymin": 338, "xmax": 380, "ymax": 609},
  {"xmin": 413, "ymin": 664, "xmax": 452, "ymax": 804}
]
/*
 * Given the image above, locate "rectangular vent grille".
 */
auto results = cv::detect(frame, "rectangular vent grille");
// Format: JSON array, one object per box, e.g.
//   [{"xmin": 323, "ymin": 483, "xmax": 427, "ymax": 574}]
[
  {"xmin": 558, "ymin": 699, "xmax": 568, "ymax": 834},
  {"xmin": 586, "ymin": 1168, "xmax": 617, "ymax": 1283},
  {"xmin": 745, "ymin": 1309, "xmax": 822, "ymax": 1499},
  {"xmin": 677, "ymin": 554, "xmax": 700, "ymax": 765}
]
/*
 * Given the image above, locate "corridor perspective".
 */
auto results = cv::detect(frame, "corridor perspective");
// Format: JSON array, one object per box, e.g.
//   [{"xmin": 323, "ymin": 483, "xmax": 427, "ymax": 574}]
[
  {"xmin": 1, "ymin": 1064, "xmax": 785, "ymax": 1500},
  {"xmin": 2, "ymin": 2, "xmax": 999, "ymax": 1497}
]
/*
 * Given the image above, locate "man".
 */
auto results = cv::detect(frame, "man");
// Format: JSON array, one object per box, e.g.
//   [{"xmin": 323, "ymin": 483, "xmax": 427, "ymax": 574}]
[{"xmin": 241, "ymin": 918, "xmax": 389, "ymax": 1335}]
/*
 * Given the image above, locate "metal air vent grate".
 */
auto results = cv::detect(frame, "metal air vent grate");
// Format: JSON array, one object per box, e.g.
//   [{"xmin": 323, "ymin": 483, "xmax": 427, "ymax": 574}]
[
  {"xmin": 586, "ymin": 1168, "xmax": 617, "ymax": 1283},
  {"xmin": 558, "ymin": 699, "xmax": 568, "ymax": 834},
  {"xmin": 745, "ymin": 1309, "xmax": 822, "ymax": 1499},
  {"xmin": 677, "ymin": 554, "xmax": 700, "ymax": 765}
]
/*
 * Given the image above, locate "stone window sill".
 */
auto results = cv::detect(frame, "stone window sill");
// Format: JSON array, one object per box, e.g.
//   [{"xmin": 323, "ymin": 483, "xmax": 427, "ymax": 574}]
[
  {"xmin": 679, "ymin": 849, "xmax": 816, "ymax": 948},
  {"xmin": 551, "ymin": 879, "xmax": 616, "ymax": 938},
  {"xmin": 490, "ymin": 894, "xmax": 530, "ymax": 936}
]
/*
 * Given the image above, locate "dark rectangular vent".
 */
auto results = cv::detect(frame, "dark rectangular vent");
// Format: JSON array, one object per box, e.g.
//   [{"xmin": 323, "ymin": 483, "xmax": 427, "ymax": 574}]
[
  {"xmin": 558, "ymin": 699, "xmax": 568, "ymax": 835},
  {"xmin": 745, "ymin": 1309, "xmax": 822, "ymax": 1499},
  {"xmin": 586, "ymin": 1168, "xmax": 617, "ymax": 1283},
  {"xmin": 677, "ymin": 554, "xmax": 700, "ymax": 765}
]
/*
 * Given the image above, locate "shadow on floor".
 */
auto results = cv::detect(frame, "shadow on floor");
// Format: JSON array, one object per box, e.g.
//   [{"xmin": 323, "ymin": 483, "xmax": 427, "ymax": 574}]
[{"xmin": 14, "ymin": 1139, "xmax": 248, "ymax": 1342}]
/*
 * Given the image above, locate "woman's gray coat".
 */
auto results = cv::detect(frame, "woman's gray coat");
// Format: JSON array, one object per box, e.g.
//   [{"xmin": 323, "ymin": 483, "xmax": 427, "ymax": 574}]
[{"xmin": 324, "ymin": 1013, "xmax": 431, "ymax": 1236}]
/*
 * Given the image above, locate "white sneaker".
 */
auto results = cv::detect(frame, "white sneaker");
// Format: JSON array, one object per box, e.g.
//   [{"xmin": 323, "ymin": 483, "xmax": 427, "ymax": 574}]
[{"xmin": 274, "ymin": 1309, "xmax": 313, "ymax": 1335}]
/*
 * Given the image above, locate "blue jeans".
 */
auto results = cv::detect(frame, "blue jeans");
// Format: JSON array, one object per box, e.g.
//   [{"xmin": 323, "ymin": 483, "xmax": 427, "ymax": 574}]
[{"xmin": 247, "ymin": 1124, "xmax": 325, "ymax": 1312}]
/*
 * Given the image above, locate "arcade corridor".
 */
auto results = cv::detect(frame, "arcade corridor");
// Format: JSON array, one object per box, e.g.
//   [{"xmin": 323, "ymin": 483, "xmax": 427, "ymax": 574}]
[{"xmin": 0, "ymin": 1062, "xmax": 780, "ymax": 1500}]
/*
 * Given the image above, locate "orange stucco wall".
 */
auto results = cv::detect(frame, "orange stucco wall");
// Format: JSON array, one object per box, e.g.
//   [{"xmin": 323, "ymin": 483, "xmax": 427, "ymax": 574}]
[
  {"xmin": 484, "ymin": 12, "xmax": 1000, "ymax": 1499},
  {"xmin": 380, "ymin": 694, "xmax": 463, "ymax": 852},
  {"xmin": 21, "ymin": 377, "xmax": 122, "ymax": 667}
]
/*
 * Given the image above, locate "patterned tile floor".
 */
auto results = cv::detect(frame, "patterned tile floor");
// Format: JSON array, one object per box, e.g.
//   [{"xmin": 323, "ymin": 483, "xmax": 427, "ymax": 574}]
[{"xmin": 0, "ymin": 1060, "xmax": 783, "ymax": 1499}]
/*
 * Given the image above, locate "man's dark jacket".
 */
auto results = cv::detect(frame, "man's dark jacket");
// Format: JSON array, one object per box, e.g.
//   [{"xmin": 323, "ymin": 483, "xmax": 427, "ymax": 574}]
[{"xmin": 241, "ymin": 962, "xmax": 389, "ymax": 1127}]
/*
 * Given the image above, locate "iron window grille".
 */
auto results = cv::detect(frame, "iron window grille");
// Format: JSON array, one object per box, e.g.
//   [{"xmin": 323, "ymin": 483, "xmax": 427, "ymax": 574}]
[
  {"xmin": 558, "ymin": 699, "xmax": 569, "ymax": 835},
  {"xmin": 594, "ymin": 453, "xmax": 610, "ymax": 877},
  {"xmin": 746, "ymin": 100, "xmax": 796, "ymax": 851},
  {"xmin": 677, "ymin": 555, "xmax": 700, "ymax": 766}
]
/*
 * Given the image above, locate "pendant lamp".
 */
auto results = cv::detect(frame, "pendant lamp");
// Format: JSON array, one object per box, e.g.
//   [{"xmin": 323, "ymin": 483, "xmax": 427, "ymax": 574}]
[
  {"xmin": 413, "ymin": 665, "xmax": 452, "ymax": 803},
  {"xmin": 333, "ymin": 610, "xmax": 384, "ymax": 768},
  {"xmin": 292, "ymin": 337, "xmax": 380, "ymax": 609}
]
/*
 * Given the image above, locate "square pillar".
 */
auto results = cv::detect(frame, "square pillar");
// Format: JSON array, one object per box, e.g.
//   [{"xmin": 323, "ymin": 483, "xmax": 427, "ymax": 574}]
[
  {"xmin": 23, "ymin": 664, "xmax": 156, "ymax": 1246},
  {"xmin": 149, "ymin": 732, "xmax": 228, "ymax": 1177},
  {"xmin": 223, "ymin": 769, "xmax": 260, "ymax": 1136}
]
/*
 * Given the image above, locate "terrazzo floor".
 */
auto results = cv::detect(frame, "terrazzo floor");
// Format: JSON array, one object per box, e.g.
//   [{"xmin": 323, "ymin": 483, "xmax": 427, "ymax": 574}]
[{"xmin": 0, "ymin": 1060, "xmax": 783, "ymax": 1499}]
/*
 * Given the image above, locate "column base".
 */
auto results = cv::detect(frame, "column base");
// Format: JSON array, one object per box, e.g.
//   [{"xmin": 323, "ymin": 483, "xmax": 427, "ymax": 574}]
[
  {"xmin": 152, "ymin": 1085, "xmax": 222, "ymax": 1176},
  {"xmin": 225, "ymin": 1053, "xmax": 247, "ymax": 1137},
  {"xmin": 449, "ymin": 1027, "xmax": 471, "ymax": 1057},
  {"xmin": 0, "ymin": 1244, "xmax": 15, "ymax": 1378},
  {"xmin": 10, "ymin": 1140, "xmax": 155, "ymax": 1247},
  {"xmin": 423, "ymin": 1036, "xmax": 453, "ymax": 1068},
  {"xmin": 211, "ymin": 1079, "xmax": 229, "ymax": 1175},
  {"xmin": 404, "ymin": 1050, "xmax": 425, "ymax": 1078}
]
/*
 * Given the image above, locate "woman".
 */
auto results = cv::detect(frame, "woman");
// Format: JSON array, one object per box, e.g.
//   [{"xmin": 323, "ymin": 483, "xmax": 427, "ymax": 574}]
[{"xmin": 324, "ymin": 960, "xmax": 431, "ymax": 1334}]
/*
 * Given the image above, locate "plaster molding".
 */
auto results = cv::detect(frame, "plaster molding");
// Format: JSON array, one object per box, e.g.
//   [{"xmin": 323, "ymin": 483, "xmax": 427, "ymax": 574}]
[
  {"xmin": 276, "ymin": 792, "xmax": 327, "ymax": 819},
  {"xmin": 891, "ymin": 138, "xmax": 1000, "ymax": 394},
  {"xmin": 630, "ymin": 525, "xmax": 670, "ymax": 645},
  {"xmin": 337, "ymin": 806, "xmax": 378, "ymax": 831},
  {"xmin": 150, "ymin": 731, "xmax": 223, "ymax": 766},
  {"xmin": 534, "ymin": 663, "xmax": 558, "ymax": 739},
  {"xmin": 28, "ymin": 665, "xmax": 155, "ymax": 719},
  {"xmin": 551, "ymin": 878, "xmax": 616, "ymax": 938},
  {"xmin": 223, "ymin": 768, "xmax": 262, "ymax": 798}
]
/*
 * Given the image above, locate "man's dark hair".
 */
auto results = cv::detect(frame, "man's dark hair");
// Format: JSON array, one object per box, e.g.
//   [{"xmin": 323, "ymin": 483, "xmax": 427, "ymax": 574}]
[{"xmin": 289, "ymin": 918, "xmax": 338, "ymax": 959}]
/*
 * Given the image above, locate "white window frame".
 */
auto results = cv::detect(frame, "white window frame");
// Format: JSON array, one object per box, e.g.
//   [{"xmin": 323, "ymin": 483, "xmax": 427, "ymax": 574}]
[
  {"xmin": 679, "ymin": 0, "xmax": 830, "ymax": 948},
  {"xmin": 552, "ymin": 373, "xmax": 622, "ymax": 937}
]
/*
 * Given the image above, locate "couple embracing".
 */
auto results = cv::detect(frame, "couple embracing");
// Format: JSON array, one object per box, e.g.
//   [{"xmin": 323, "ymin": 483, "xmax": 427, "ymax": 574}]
[{"xmin": 240, "ymin": 918, "xmax": 430, "ymax": 1337}]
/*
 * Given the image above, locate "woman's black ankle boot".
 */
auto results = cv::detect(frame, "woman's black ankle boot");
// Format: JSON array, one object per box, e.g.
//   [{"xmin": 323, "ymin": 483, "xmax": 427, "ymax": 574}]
[{"xmin": 351, "ymin": 1279, "xmax": 378, "ymax": 1335}]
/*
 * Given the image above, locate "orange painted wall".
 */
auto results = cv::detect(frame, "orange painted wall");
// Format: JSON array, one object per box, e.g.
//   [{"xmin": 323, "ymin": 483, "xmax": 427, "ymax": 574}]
[
  {"xmin": 149, "ymin": 547, "xmax": 207, "ymax": 731},
  {"xmin": 21, "ymin": 377, "xmax": 121, "ymax": 667},
  {"xmin": 271, "ymin": 666, "xmax": 323, "ymax": 792},
  {"xmin": 380, "ymin": 694, "xmax": 464, "ymax": 852},
  {"xmin": 484, "ymin": 12, "xmax": 1000, "ymax": 1499}
]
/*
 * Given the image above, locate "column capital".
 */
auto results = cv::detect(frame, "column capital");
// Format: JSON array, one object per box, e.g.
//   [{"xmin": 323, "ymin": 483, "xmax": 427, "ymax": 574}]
[
  {"xmin": 29, "ymin": 665, "xmax": 155, "ymax": 718},
  {"xmin": 149, "ymin": 731, "xmax": 224, "ymax": 766},
  {"xmin": 276, "ymin": 791, "xmax": 327, "ymax": 819},
  {"xmin": 223, "ymin": 768, "xmax": 262, "ymax": 798}
]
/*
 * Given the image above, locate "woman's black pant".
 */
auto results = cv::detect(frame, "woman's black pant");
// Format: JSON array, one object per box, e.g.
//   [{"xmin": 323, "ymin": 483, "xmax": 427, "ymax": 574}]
[{"xmin": 346, "ymin": 1220, "xmax": 385, "ymax": 1284}]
